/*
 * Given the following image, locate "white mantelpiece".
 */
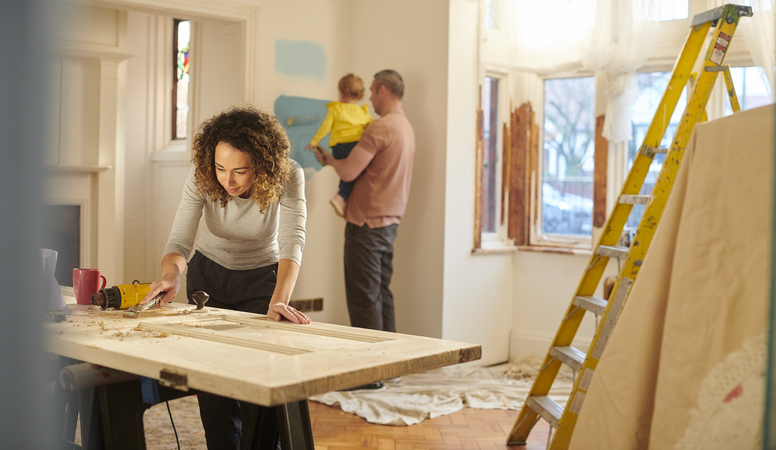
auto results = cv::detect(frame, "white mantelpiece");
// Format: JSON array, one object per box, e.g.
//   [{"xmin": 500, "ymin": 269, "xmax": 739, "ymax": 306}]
[{"xmin": 45, "ymin": 4, "xmax": 131, "ymax": 285}]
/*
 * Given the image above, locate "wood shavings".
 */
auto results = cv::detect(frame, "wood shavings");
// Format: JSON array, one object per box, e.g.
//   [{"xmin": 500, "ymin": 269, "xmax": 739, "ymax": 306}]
[
  {"xmin": 111, "ymin": 330, "xmax": 132, "ymax": 341},
  {"xmin": 143, "ymin": 331, "xmax": 170, "ymax": 339}
]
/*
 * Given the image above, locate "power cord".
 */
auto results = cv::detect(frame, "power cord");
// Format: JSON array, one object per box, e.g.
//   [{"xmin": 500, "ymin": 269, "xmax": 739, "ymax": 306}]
[{"xmin": 166, "ymin": 401, "xmax": 181, "ymax": 450}]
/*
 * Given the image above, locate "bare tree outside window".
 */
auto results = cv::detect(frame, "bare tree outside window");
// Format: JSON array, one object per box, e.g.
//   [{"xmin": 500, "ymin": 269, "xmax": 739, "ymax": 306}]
[{"xmin": 542, "ymin": 77, "xmax": 595, "ymax": 236}]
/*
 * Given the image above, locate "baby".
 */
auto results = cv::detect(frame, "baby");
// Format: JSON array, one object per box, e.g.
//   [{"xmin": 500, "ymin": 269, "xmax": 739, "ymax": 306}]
[{"xmin": 306, "ymin": 73, "xmax": 372, "ymax": 217}]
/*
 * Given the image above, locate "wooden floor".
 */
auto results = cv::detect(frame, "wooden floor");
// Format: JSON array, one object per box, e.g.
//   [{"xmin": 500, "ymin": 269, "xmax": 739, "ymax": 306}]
[{"xmin": 309, "ymin": 401, "xmax": 550, "ymax": 450}]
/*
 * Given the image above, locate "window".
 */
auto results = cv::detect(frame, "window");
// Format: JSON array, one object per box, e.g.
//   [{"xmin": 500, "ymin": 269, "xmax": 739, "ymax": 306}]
[
  {"xmin": 173, "ymin": 19, "xmax": 190, "ymax": 140},
  {"xmin": 541, "ymin": 77, "xmax": 595, "ymax": 240},
  {"xmin": 482, "ymin": 76, "xmax": 500, "ymax": 234},
  {"xmin": 624, "ymin": 71, "xmax": 687, "ymax": 230},
  {"xmin": 483, "ymin": 0, "xmax": 770, "ymax": 250},
  {"xmin": 659, "ymin": 0, "xmax": 689, "ymax": 21},
  {"xmin": 474, "ymin": 74, "xmax": 511, "ymax": 251},
  {"xmin": 625, "ymin": 66, "xmax": 770, "ymax": 230},
  {"xmin": 723, "ymin": 66, "xmax": 772, "ymax": 116}
]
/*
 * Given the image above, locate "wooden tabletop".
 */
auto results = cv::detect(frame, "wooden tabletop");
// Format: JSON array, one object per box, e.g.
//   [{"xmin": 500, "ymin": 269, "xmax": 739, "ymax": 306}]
[{"xmin": 45, "ymin": 300, "xmax": 481, "ymax": 407}]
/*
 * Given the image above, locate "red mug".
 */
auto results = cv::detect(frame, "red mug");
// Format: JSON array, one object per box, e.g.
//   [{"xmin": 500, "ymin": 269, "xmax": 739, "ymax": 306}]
[{"xmin": 73, "ymin": 268, "xmax": 107, "ymax": 305}]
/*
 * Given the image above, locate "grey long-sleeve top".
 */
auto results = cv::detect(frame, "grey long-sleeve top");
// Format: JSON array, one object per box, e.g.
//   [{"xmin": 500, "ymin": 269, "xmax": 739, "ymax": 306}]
[{"xmin": 163, "ymin": 163, "xmax": 306, "ymax": 270}]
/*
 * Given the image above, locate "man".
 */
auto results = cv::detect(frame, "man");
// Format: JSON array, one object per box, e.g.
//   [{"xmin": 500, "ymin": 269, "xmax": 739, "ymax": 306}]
[{"xmin": 316, "ymin": 69, "xmax": 415, "ymax": 334}]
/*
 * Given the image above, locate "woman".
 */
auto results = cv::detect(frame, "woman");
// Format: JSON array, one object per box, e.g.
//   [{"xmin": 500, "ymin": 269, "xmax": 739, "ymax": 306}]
[{"xmin": 144, "ymin": 105, "xmax": 310, "ymax": 448}]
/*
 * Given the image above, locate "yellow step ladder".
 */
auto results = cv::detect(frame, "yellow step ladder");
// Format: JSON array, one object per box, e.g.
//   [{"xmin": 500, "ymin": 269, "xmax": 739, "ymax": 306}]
[{"xmin": 507, "ymin": 4, "xmax": 750, "ymax": 448}]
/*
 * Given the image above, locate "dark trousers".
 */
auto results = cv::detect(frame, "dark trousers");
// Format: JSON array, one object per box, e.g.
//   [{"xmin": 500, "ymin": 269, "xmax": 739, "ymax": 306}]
[
  {"xmin": 343, "ymin": 222, "xmax": 398, "ymax": 332},
  {"xmin": 186, "ymin": 251, "xmax": 278, "ymax": 450},
  {"xmin": 332, "ymin": 141, "xmax": 358, "ymax": 199}
]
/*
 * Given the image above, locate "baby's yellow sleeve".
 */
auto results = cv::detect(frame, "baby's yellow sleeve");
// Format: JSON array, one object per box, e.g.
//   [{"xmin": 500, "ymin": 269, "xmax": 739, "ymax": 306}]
[{"xmin": 310, "ymin": 105, "xmax": 336, "ymax": 147}]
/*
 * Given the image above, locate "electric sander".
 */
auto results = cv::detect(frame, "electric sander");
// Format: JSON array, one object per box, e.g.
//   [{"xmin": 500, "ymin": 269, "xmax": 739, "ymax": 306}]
[
  {"xmin": 91, "ymin": 281, "xmax": 209, "ymax": 318},
  {"xmin": 91, "ymin": 281, "xmax": 155, "ymax": 310}
]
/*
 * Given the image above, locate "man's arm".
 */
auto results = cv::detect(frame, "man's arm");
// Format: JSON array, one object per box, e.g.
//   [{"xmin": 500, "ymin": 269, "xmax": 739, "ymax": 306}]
[{"xmin": 318, "ymin": 145, "xmax": 375, "ymax": 182}]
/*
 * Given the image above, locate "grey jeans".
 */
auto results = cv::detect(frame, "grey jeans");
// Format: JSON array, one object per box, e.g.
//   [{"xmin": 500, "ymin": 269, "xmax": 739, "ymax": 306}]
[{"xmin": 344, "ymin": 222, "xmax": 398, "ymax": 332}]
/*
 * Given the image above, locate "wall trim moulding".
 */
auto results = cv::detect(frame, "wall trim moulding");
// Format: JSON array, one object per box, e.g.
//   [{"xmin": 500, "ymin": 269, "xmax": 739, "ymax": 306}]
[
  {"xmin": 45, "ymin": 165, "xmax": 113, "ymax": 173},
  {"xmin": 50, "ymin": 44, "xmax": 133, "ymax": 63}
]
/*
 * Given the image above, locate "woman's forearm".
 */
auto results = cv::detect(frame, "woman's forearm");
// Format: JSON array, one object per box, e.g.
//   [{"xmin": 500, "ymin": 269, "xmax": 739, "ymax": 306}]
[
  {"xmin": 161, "ymin": 253, "xmax": 187, "ymax": 279},
  {"xmin": 270, "ymin": 259, "xmax": 300, "ymax": 306}
]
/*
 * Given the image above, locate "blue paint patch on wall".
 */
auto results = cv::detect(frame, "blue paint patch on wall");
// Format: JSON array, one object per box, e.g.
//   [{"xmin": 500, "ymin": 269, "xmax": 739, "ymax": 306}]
[
  {"xmin": 275, "ymin": 40, "xmax": 327, "ymax": 80},
  {"xmin": 274, "ymin": 95, "xmax": 331, "ymax": 180}
]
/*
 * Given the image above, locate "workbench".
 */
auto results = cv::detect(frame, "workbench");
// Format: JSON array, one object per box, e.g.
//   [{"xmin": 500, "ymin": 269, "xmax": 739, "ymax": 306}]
[{"xmin": 45, "ymin": 298, "xmax": 481, "ymax": 449}]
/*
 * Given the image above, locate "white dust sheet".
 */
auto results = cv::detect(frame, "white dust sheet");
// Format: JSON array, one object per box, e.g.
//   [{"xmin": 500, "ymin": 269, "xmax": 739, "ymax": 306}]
[{"xmin": 309, "ymin": 356, "xmax": 573, "ymax": 426}]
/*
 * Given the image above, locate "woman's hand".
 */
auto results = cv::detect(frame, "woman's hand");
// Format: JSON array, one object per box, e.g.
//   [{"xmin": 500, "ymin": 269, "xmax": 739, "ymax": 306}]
[
  {"xmin": 142, "ymin": 253, "xmax": 186, "ymax": 306},
  {"xmin": 143, "ymin": 271, "xmax": 180, "ymax": 306},
  {"xmin": 267, "ymin": 302, "xmax": 311, "ymax": 324},
  {"xmin": 267, "ymin": 260, "xmax": 308, "ymax": 323}
]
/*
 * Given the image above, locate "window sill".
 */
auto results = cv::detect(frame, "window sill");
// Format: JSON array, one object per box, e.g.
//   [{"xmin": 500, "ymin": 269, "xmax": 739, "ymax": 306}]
[
  {"xmin": 472, "ymin": 240, "xmax": 517, "ymax": 255},
  {"xmin": 152, "ymin": 141, "xmax": 190, "ymax": 162},
  {"xmin": 516, "ymin": 245, "xmax": 593, "ymax": 256}
]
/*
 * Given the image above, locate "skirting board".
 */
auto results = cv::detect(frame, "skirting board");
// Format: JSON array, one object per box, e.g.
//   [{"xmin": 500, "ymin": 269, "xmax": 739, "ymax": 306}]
[{"xmin": 510, "ymin": 330, "xmax": 592, "ymax": 362}]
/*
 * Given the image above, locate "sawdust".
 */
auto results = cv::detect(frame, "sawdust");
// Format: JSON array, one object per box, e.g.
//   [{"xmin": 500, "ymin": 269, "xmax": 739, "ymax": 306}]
[
  {"xmin": 144, "ymin": 331, "xmax": 170, "ymax": 339},
  {"xmin": 111, "ymin": 330, "xmax": 132, "ymax": 341}
]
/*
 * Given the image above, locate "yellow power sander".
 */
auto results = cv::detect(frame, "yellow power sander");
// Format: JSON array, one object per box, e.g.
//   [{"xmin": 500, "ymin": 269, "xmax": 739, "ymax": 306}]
[
  {"xmin": 91, "ymin": 281, "xmax": 208, "ymax": 318},
  {"xmin": 90, "ymin": 281, "xmax": 166, "ymax": 318}
]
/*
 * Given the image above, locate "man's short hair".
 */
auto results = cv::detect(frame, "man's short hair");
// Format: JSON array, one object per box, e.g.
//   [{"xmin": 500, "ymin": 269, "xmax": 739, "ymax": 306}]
[{"xmin": 373, "ymin": 69, "xmax": 404, "ymax": 100}]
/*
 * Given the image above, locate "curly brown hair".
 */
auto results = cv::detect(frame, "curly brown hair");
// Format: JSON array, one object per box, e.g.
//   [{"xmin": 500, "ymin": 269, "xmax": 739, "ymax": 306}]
[{"xmin": 192, "ymin": 105, "xmax": 292, "ymax": 210}]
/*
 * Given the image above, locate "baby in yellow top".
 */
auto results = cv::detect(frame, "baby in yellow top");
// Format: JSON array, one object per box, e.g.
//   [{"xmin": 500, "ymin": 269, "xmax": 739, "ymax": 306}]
[{"xmin": 306, "ymin": 73, "xmax": 372, "ymax": 217}]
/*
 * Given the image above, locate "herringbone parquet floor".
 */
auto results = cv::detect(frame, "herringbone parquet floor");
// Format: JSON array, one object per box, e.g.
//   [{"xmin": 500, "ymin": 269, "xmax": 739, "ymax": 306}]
[{"xmin": 309, "ymin": 401, "xmax": 550, "ymax": 450}]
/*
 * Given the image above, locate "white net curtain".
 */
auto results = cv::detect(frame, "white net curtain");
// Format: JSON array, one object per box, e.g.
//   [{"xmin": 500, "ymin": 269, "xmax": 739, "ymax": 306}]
[
  {"xmin": 481, "ymin": 0, "xmax": 776, "ymax": 144},
  {"xmin": 736, "ymin": 0, "xmax": 776, "ymax": 99}
]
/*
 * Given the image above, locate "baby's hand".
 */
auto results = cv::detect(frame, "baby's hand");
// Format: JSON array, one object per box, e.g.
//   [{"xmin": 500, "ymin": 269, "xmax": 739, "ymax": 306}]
[{"xmin": 304, "ymin": 144, "xmax": 315, "ymax": 152}]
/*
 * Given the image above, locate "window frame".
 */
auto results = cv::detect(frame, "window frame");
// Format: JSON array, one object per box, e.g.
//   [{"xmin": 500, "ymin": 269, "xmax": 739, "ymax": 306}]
[
  {"xmin": 474, "ymin": 70, "xmax": 516, "ymax": 253},
  {"xmin": 153, "ymin": 17, "xmax": 196, "ymax": 162},
  {"xmin": 480, "ymin": 72, "xmax": 512, "ymax": 249},
  {"xmin": 531, "ymin": 72, "xmax": 598, "ymax": 249},
  {"xmin": 172, "ymin": 18, "xmax": 190, "ymax": 141}
]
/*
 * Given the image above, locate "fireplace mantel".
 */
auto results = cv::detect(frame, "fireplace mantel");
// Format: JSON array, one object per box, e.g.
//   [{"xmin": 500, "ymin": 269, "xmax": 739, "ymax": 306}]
[{"xmin": 46, "ymin": 165, "xmax": 112, "ymax": 173}]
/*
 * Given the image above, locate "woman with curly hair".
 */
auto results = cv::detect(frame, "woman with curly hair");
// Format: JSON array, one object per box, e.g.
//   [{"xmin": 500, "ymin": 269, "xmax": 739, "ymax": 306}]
[{"xmin": 143, "ymin": 105, "xmax": 309, "ymax": 448}]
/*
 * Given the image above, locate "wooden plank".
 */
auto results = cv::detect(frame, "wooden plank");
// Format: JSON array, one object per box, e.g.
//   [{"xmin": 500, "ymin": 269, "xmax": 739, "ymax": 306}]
[
  {"xmin": 509, "ymin": 103, "xmax": 531, "ymax": 245},
  {"xmin": 45, "ymin": 301, "xmax": 481, "ymax": 407},
  {"xmin": 474, "ymin": 86, "xmax": 484, "ymax": 249},
  {"xmin": 501, "ymin": 121, "xmax": 510, "ymax": 227},
  {"xmin": 593, "ymin": 115, "xmax": 607, "ymax": 228},
  {"xmin": 530, "ymin": 121, "xmax": 540, "ymax": 232}
]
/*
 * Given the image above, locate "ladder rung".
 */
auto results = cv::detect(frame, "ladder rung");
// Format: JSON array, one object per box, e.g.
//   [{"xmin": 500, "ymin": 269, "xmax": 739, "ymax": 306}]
[
  {"xmin": 704, "ymin": 65, "xmax": 729, "ymax": 73},
  {"xmin": 573, "ymin": 295, "xmax": 607, "ymax": 315},
  {"xmin": 638, "ymin": 144, "xmax": 669, "ymax": 157},
  {"xmin": 527, "ymin": 396, "xmax": 563, "ymax": 428},
  {"xmin": 619, "ymin": 194, "xmax": 651, "ymax": 205},
  {"xmin": 550, "ymin": 345, "xmax": 585, "ymax": 372},
  {"xmin": 596, "ymin": 245, "xmax": 629, "ymax": 260}
]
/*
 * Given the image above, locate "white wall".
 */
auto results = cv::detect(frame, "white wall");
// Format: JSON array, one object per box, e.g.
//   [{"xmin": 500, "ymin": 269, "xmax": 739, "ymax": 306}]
[
  {"xmin": 349, "ymin": 0, "xmax": 451, "ymax": 341},
  {"xmin": 443, "ymin": 0, "xmax": 513, "ymax": 364},
  {"xmin": 511, "ymin": 251, "xmax": 612, "ymax": 358}
]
